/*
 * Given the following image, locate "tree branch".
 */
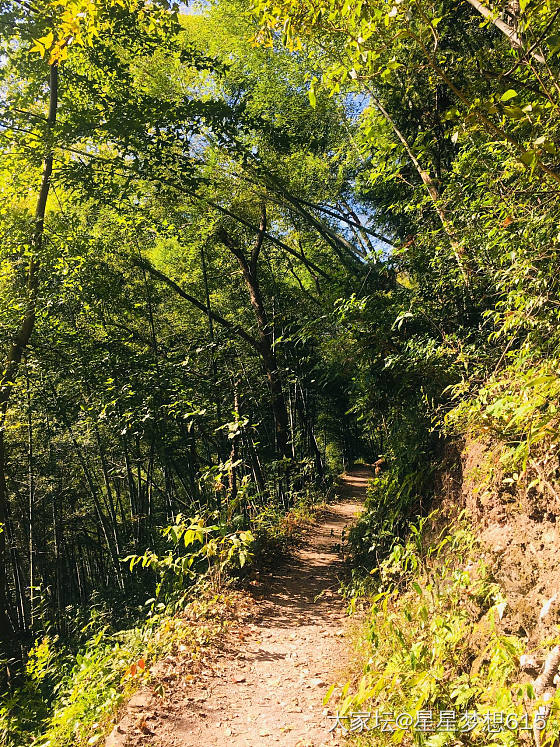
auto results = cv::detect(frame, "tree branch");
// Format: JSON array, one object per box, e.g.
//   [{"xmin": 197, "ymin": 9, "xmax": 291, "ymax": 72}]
[
  {"xmin": 464, "ymin": 0, "xmax": 545, "ymax": 64},
  {"xmin": 131, "ymin": 256, "xmax": 261, "ymax": 352},
  {"xmin": 251, "ymin": 202, "xmax": 267, "ymax": 275}
]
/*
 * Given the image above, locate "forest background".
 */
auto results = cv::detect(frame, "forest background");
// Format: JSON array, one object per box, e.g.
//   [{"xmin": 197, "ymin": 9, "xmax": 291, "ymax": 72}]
[{"xmin": 2, "ymin": 0, "xmax": 560, "ymax": 744}]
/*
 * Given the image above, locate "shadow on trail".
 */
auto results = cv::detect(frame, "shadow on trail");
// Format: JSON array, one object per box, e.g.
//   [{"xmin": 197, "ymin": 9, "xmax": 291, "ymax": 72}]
[
  {"xmin": 106, "ymin": 466, "xmax": 373, "ymax": 747},
  {"xmin": 249, "ymin": 465, "xmax": 373, "ymax": 631}
]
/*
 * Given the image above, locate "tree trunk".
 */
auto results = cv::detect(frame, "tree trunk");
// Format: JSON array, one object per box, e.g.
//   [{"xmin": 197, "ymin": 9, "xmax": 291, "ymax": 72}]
[
  {"xmin": 465, "ymin": 0, "xmax": 545, "ymax": 63},
  {"xmin": 296, "ymin": 383, "xmax": 324, "ymax": 477},
  {"xmin": 217, "ymin": 207, "xmax": 292, "ymax": 460},
  {"xmin": 201, "ymin": 243, "xmax": 227, "ymax": 462},
  {"xmin": 137, "ymin": 218, "xmax": 292, "ymax": 460},
  {"xmin": 26, "ymin": 360, "xmax": 34, "ymax": 630},
  {"xmin": 228, "ymin": 380, "xmax": 240, "ymax": 502},
  {"xmin": 94, "ymin": 424, "xmax": 122, "ymax": 564},
  {"xmin": 0, "ymin": 63, "xmax": 58, "ymax": 643}
]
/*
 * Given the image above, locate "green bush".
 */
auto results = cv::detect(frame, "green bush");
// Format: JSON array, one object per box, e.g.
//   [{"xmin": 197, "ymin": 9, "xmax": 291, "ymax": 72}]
[
  {"xmin": 325, "ymin": 442, "xmax": 345, "ymax": 474},
  {"xmin": 349, "ymin": 468, "xmax": 429, "ymax": 575}
]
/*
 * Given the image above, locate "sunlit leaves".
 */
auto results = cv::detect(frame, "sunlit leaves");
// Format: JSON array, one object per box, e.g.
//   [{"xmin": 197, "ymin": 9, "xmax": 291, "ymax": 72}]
[
  {"xmin": 27, "ymin": 0, "xmax": 177, "ymax": 64},
  {"xmin": 500, "ymin": 89, "xmax": 517, "ymax": 102}
]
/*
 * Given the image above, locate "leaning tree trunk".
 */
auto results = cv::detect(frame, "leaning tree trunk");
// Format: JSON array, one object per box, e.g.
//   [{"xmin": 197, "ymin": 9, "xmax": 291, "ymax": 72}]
[
  {"xmin": 0, "ymin": 63, "xmax": 58, "ymax": 642},
  {"xmin": 465, "ymin": 0, "xmax": 546, "ymax": 63},
  {"xmin": 365, "ymin": 88, "xmax": 471, "ymax": 287}
]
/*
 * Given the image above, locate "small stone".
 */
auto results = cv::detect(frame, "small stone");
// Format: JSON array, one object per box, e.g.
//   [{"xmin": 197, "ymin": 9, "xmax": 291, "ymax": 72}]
[{"xmin": 520, "ymin": 654, "xmax": 539, "ymax": 671}]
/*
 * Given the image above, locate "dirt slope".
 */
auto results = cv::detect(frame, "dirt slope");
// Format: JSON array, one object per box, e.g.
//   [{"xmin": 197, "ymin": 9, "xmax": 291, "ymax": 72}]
[
  {"xmin": 106, "ymin": 466, "xmax": 370, "ymax": 747},
  {"xmin": 439, "ymin": 439, "xmax": 560, "ymax": 648}
]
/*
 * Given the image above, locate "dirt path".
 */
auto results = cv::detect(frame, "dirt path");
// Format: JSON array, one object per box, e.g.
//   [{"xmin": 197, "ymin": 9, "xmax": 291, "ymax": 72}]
[{"xmin": 107, "ymin": 467, "xmax": 371, "ymax": 747}]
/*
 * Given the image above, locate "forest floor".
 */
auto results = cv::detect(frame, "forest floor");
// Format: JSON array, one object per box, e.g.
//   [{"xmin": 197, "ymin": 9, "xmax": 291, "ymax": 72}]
[{"xmin": 105, "ymin": 466, "xmax": 371, "ymax": 747}]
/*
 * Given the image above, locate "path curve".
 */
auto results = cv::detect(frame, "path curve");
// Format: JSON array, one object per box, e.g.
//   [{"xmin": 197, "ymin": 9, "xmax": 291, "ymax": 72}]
[{"xmin": 107, "ymin": 466, "xmax": 371, "ymax": 747}]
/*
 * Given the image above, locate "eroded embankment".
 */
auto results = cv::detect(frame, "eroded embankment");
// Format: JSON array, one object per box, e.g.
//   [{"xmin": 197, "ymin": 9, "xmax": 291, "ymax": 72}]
[
  {"xmin": 440, "ymin": 438, "xmax": 560, "ymax": 647},
  {"xmin": 332, "ymin": 441, "xmax": 560, "ymax": 747}
]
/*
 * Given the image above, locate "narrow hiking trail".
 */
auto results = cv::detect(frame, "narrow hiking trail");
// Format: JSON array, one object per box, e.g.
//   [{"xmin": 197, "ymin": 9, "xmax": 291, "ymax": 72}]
[{"xmin": 107, "ymin": 466, "xmax": 371, "ymax": 747}]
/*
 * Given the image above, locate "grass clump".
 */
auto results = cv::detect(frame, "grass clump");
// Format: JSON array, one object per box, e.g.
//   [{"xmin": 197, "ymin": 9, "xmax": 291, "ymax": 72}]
[{"xmin": 251, "ymin": 489, "xmax": 326, "ymax": 566}]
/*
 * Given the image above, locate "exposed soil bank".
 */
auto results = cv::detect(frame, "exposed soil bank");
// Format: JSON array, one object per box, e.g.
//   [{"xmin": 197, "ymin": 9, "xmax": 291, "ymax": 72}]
[{"xmin": 440, "ymin": 439, "xmax": 560, "ymax": 649}]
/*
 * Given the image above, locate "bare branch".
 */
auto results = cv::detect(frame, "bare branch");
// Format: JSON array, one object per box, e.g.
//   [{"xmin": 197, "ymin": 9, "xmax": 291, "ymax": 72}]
[{"xmin": 131, "ymin": 256, "xmax": 261, "ymax": 352}]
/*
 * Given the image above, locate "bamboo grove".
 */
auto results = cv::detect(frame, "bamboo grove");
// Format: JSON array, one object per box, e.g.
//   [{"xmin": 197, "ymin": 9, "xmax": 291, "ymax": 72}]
[{"xmin": 0, "ymin": 0, "xmax": 378, "ymax": 657}]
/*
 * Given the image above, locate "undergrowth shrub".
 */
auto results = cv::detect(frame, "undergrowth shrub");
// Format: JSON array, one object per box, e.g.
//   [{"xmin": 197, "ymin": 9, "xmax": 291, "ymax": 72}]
[
  {"xmin": 446, "ymin": 361, "xmax": 560, "ymax": 473},
  {"xmin": 251, "ymin": 491, "xmax": 324, "ymax": 566},
  {"xmin": 335, "ymin": 511, "xmax": 560, "ymax": 746},
  {"xmin": 0, "ymin": 591, "xmax": 235, "ymax": 747},
  {"xmin": 348, "ymin": 467, "xmax": 431, "ymax": 583},
  {"xmin": 325, "ymin": 442, "xmax": 345, "ymax": 474}
]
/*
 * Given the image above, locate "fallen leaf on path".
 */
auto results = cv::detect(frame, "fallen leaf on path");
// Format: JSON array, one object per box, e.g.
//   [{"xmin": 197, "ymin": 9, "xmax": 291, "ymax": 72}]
[{"xmin": 135, "ymin": 716, "xmax": 153, "ymax": 735}]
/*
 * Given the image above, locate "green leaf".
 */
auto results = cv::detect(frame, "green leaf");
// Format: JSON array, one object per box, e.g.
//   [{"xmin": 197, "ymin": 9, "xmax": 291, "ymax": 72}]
[
  {"xmin": 308, "ymin": 84, "xmax": 317, "ymax": 108},
  {"xmin": 323, "ymin": 682, "xmax": 336, "ymax": 705},
  {"xmin": 501, "ymin": 89, "xmax": 518, "ymax": 102},
  {"xmin": 503, "ymin": 105, "xmax": 524, "ymax": 119},
  {"xmin": 519, "ymin": 150, "xmax": 537, "ymax": 166}
]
